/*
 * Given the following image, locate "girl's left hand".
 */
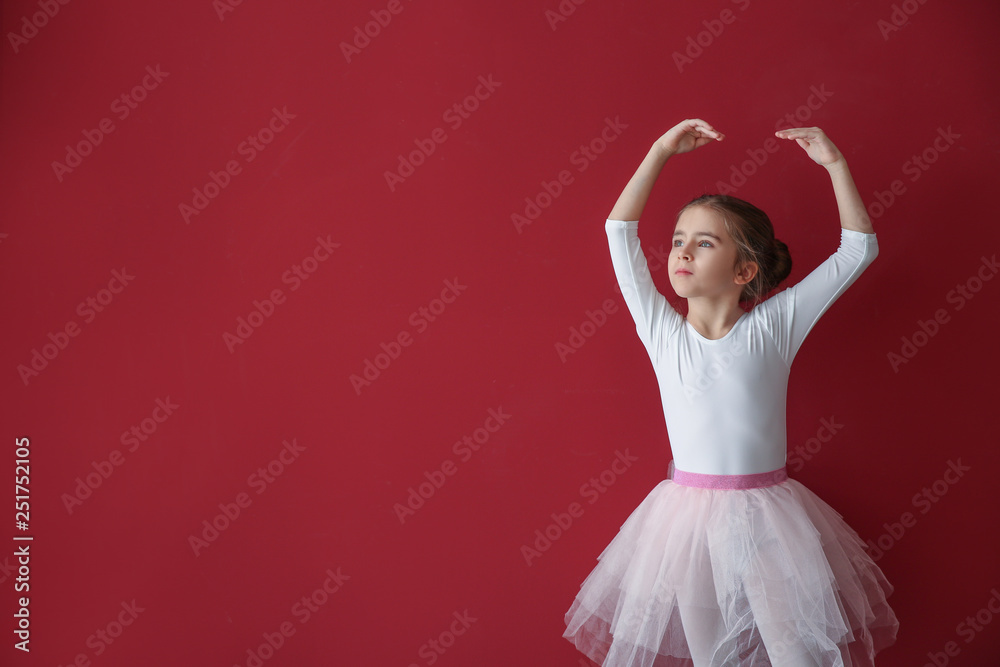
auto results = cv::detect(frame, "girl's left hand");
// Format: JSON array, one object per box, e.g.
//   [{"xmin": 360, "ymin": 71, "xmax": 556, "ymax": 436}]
[{"xmin": 775, "ymin": 127, "xmax": 844, "ymax": 168}]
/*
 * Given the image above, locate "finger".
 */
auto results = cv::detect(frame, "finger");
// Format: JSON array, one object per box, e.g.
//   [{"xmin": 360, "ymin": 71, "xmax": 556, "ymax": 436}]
[
  {"xmin": 775, "ymin": 129, "xmax": 813, "ymax": 139},
  {"xmin": 777, "ymin": 132, "xmax": 820, "ymax": 146},
  {"xmin": 775, "ymin": 127, "xmax": 823, "ymax": 141},
  {"xmin": 686, "ymin": 119, "xmax": 724, "ymax": 140}
]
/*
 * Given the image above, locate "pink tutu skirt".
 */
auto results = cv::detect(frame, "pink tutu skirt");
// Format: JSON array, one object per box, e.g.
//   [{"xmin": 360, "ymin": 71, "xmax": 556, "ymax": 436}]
[{"xmin": 563, "ymin": 470, "xmax": 898, "ymax": 666}]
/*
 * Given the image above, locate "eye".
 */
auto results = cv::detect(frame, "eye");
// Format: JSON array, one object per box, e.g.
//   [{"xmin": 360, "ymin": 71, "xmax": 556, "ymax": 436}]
[
  {"xmin": 698, "ymin": 240, "xmax": 713, "ymax": 248},
  {"xmin": 672, "ymin": 239, "xmax": 683, "ymax": 247}
]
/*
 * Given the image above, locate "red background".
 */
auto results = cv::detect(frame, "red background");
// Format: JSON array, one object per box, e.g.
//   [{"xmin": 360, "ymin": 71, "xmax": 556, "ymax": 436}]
[{"xmin": 3, "ymin": 1, "xmax": 999, "ymax": 665}]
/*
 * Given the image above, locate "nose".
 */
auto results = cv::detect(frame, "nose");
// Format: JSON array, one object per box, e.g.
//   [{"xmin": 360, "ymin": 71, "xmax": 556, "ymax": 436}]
[{"xmin": 675, "ymin": 242, "xmax": 692, "ymax": 261}]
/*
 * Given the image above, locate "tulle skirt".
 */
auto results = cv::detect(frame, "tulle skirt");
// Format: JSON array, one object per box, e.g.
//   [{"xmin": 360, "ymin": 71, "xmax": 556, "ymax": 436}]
[{"xmin": 563, "ymin": 476, "xmax": 898, "ymax": 666}]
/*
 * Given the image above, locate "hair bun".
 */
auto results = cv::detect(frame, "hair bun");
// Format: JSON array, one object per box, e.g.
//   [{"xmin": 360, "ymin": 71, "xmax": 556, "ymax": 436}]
[{"xmin": 767, "ymin": 238, "xmax": 793, "ymax": 292}]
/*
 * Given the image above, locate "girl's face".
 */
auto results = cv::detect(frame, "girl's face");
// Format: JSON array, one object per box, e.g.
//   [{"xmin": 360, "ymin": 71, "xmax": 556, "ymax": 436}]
[{"xmin": 669, "ymin": 206, "xmax": 751, "ymax": 300}]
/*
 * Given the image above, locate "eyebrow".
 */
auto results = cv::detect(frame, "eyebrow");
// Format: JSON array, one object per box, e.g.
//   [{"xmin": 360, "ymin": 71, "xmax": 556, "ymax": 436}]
[{"xmin": 673, "ymin": 231, "xmax": 722, "ymax": 241}]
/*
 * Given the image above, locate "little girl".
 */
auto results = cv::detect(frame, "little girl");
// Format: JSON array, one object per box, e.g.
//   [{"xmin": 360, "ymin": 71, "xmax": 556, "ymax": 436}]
[{"xmin": 563, "ymin": 119, "xmax": 899, "ymax": 666}]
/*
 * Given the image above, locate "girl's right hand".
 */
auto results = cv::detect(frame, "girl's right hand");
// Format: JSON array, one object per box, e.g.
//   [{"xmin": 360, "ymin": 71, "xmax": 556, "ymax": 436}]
[{"xmin": 654, "ymin": 119, "xmax": 724, "ymax": 157}]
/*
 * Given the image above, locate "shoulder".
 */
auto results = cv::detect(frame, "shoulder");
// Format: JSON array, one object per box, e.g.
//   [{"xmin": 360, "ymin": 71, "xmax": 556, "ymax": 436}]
[{"xmin": 745, "ymin": 287, "xmax": 793, "ymax": 333}]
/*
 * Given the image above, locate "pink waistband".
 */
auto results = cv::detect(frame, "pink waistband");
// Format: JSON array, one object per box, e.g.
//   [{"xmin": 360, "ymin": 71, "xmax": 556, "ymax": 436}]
[{"xmin": 668, "ymin": 461, "xmax": 788, "ymax": 489}]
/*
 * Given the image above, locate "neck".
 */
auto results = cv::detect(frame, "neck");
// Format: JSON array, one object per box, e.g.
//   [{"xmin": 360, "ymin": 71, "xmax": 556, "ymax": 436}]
[{"xmin": 685, "ymin": 296, "xmax": 745, "ymax": 340}]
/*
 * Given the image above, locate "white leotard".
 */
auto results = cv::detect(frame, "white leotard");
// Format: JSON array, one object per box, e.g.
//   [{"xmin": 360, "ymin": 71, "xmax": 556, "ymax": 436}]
[{"xmin": 606, "ymin": 218, "xmax": 878, "ymax": 475}]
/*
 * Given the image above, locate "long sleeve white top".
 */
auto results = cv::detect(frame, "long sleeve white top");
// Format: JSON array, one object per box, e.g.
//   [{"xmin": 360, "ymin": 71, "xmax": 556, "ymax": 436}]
[{"xmin": 606, "ymin": 218, "xmax": 878, "ymax": 475}]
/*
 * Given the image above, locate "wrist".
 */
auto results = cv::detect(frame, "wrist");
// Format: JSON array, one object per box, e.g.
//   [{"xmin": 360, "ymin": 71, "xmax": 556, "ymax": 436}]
[
  {"xmin": 651, "ymin": 142, "xmax": 676, "ymax": 162},
  {"xmin": 824, "ymin": 156, "xmax": 849, "ymax": 173}
]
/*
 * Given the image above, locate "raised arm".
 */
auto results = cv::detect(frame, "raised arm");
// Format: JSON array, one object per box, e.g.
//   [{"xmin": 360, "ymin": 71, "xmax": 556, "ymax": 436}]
[
  {"xmin": 761, "ymin": 127, "xmax": 878, "ymax": 364},
  {"xmin": 609, "ymin": 119, "xmax": 724, "ymax": 221},
  {"xmin": 606, "ymin": 120, "xmax": 725, "ymax": 359},
  {"xmin": 774, "ymin": 127, "xmax": 874, "ymax": 234}
]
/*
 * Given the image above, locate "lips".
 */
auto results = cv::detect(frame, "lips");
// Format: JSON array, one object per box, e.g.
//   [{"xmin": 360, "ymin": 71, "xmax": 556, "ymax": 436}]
[{"xmin": 675, "ymin": 268, "xmax": 693, "ymax": 275}]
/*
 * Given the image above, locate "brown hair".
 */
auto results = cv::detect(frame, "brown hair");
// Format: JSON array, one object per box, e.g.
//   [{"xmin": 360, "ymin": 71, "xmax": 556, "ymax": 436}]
[{"xmin": 677, "ymin": 194, "xmax": 792, "ymax": 305}]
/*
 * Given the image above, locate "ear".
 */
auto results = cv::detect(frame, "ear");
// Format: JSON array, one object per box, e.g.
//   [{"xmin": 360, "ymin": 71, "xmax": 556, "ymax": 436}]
[{"xmin": 734, "ymin": 261, "xmax": 758, "ymax": 286}]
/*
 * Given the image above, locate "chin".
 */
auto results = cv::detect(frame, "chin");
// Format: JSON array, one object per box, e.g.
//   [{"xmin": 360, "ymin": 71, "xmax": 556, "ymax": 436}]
[{"xmin": 669, "ymin": 282, "xmax": 692, "ymax": 299}]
